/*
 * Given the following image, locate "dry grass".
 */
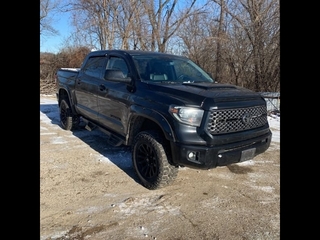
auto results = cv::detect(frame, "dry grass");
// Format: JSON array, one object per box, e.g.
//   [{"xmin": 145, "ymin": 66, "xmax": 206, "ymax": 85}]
[{"xmin": 40, "ymin": 78, "xmax": 56, "ymax": 95}]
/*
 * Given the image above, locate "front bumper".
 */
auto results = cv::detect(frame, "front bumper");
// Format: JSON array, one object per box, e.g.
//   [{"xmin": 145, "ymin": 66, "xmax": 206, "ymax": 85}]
[{"xmin": 170, "ymin": 130, "xmax": 272, "ymax": 169}]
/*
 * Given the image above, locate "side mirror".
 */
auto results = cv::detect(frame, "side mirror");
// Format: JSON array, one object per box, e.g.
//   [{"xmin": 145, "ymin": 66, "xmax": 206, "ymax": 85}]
[{"xmin": 104, "ymin": 69, "xmax": 131, "ymax": 83}]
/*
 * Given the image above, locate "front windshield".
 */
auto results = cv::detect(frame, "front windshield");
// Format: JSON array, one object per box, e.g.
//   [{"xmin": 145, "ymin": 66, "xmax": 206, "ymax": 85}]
[{"xmin": 132, "ymin": 55, "xmax": 214, "ymax": 83}]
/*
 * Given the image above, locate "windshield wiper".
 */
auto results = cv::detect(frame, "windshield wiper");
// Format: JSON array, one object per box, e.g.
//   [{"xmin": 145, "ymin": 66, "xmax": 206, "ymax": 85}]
[
  {"xmin": 158, "ymin": 81, "xmax": 180, "ymax": 84},
  {"xmin": 183, "ymin": 80, "xmax": 212, "ymax": 84},
  {"xmin": 182, "ymin": 80, "xmax": 194, "ymax": 83}
]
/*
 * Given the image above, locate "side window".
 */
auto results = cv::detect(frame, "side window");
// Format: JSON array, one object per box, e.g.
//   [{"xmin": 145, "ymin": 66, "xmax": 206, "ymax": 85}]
[
  {"xmin": 106, "ymin": 57, "xmax": 128, "ymax": 77},
  {"xmin": 82, "ymin": 57, "xmax": 106, "ymax": 78}
]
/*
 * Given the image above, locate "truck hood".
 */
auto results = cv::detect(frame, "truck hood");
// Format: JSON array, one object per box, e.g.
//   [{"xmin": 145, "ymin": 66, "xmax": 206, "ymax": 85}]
[{"xmin": 147, "ymin": 82, "xmax": 263, "ymax": 109}]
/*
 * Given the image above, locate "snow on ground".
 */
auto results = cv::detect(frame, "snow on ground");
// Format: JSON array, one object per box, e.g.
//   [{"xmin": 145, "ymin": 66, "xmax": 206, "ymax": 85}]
[{"xmin": 268, "ymin": 114, "xmax": 280, "ymax": 143}]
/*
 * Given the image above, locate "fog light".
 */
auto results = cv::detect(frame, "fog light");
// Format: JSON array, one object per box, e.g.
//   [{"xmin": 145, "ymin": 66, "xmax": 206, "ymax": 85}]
[{"xmin": 187, "ymin": 151, "xmax": 199, "ymax": 161}]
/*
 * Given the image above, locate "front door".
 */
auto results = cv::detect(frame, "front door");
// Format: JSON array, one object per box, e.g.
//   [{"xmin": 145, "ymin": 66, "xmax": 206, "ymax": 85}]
[{"xmin": 97, "ymin": 56, "xmax": 131, "ymax": 137}]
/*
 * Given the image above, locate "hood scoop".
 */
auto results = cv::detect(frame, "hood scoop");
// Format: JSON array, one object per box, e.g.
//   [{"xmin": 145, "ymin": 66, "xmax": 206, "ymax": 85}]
[
  {"xmin": 182, "ymin": 82, "xmax": 237, "ymax": 90},
  {"xmin": 182, "ymin": 82, "xmax": 260, "ymax": 102}
]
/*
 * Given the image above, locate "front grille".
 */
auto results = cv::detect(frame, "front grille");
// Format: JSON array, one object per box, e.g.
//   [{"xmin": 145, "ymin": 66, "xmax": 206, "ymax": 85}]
[{"xmin": 207, "ymin": 105, "xmax": 268, "ymax": 134}]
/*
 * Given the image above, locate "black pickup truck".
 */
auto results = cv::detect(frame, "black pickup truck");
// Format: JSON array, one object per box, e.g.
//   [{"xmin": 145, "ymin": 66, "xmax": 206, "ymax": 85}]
[{"xmin": 56, "ymin": 49, "xmax": 272, "ymax": 190}]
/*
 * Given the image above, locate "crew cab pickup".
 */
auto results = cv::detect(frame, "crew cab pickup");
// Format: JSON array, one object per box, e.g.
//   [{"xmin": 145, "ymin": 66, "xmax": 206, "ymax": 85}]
[{"xmin": 56, "ymin": 49, "xmax": 272, "ymax": 190}]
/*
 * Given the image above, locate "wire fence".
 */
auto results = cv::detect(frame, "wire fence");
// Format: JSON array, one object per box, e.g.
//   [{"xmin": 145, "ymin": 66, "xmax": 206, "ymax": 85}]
[{"xmin": 260, "ymin": 92, "xmax": 280, "ymax": 115}]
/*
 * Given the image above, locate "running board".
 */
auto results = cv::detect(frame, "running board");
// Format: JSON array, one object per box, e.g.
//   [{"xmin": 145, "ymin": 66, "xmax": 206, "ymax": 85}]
[
  {"xmin": 85, "ymin": 121, "xmax": 96, "ymax": 131},
  {"xmin": 82, "ymin": 118, "xmax": 124, "ymax": 147}
]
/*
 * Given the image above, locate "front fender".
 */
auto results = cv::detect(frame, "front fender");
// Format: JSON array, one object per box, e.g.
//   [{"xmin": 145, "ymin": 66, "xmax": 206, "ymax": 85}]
[{"xmin": 130, "ymin": 105, "xmax": 175, "ymax": 142}]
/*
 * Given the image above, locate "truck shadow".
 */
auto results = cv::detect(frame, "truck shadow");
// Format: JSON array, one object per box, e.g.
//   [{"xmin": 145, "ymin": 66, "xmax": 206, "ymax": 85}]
[
  {"xmin": 227, "ymin": 164, "xmax": 253, "ymax": 174},
  {"xmin": 40, "ymin": 103, "xmax": 140, "ymax": 184}
]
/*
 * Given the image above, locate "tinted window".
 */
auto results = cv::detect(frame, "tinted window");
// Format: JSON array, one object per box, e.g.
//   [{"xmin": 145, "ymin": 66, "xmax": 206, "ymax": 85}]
[
  {"xmin": 106, "ymin": 57, "xmax": 129, "ymax": 77},
  {"xmin": 82, "ymin": 57, "xmax": 106, "ymax": 78}
]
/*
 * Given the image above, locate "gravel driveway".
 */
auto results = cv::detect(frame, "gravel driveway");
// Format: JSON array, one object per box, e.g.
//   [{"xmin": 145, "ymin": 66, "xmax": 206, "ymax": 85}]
[{"xmin": 40, "ymin": 95, "xmax": 280, "ymax": 240}]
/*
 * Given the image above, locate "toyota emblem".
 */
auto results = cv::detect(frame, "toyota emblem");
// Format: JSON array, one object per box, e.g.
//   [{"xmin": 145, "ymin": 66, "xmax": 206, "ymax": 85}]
[{"xmin": 242, "ymin": 113, "xmax": 252, "ymax": 124}]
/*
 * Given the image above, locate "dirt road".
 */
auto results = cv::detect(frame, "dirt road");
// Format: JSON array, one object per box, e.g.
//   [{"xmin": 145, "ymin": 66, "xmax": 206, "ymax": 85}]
[{"xmin": 40, "ymin": 95, "xmax": 280, "ymax": 240}]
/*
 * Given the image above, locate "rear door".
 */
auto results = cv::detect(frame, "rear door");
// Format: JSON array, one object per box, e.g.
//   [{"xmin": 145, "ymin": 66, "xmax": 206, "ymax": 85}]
[{"xmin": 74, "ymin": 56, "xmax": 107, "ymax": 121}]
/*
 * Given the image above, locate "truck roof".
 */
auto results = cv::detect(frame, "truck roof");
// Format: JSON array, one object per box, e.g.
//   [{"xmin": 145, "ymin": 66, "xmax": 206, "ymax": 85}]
[{"xmin": 86, "ymin": 49, "xmax": 187, "ymax": 59}]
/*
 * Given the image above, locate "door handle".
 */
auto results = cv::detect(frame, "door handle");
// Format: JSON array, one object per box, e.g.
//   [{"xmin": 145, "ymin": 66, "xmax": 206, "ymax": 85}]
[{"xmin": 99, "ymin": 84, "xmax": 108, "ymax": 92}]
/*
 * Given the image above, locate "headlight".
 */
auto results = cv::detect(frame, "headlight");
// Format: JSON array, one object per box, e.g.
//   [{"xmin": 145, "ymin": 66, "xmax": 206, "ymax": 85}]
[{"xmin": 169, "ymin": 105, "xmax": 204, "ymax": 127}]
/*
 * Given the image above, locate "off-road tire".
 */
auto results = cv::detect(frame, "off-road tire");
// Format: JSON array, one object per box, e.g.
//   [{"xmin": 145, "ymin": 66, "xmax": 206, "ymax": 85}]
[
  {"xmin": 132, "ymin": 130, "xmax": 178, "ymax": 190},
  {"xmin": 59, "ymin": 98, "xmax": 79, "ymax": 130}
]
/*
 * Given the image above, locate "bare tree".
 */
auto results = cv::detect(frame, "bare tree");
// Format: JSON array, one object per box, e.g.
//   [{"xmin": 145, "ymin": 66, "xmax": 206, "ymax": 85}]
[
  {"xmin": 212, "ymin": 0, "xmax": 280, "ymax": 91},
  {"xmin": 178, "ymin": 2, "xmax": 220, "ymax": 76},
  {"xmin": 141, "ymin": 0, "xmax": 198, "ymax": 52},
  {"xmin": 40, "ymin": 0, "xmax": 60, "ymax": 36},
  {"xmin": 69, "ymin": 0, "xmax": 120, "ymax": 50},
  {"xmin": 41, "ymin": 0, "xmax": 279, "ymax": 93},
  {"xmin": 214, "ymin": 0, "xmax": 225, "ymax": 83},
  {"xmin": 67, "ymin": 0, "xmax": 201, "ymax": 52},
  {"xmin": 114, "ymin": 0, "xmax": 141, "ymax": 49},
  {"xmin": 178, "ymin": 0, "xmax": 279, "ymax": 92}
]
